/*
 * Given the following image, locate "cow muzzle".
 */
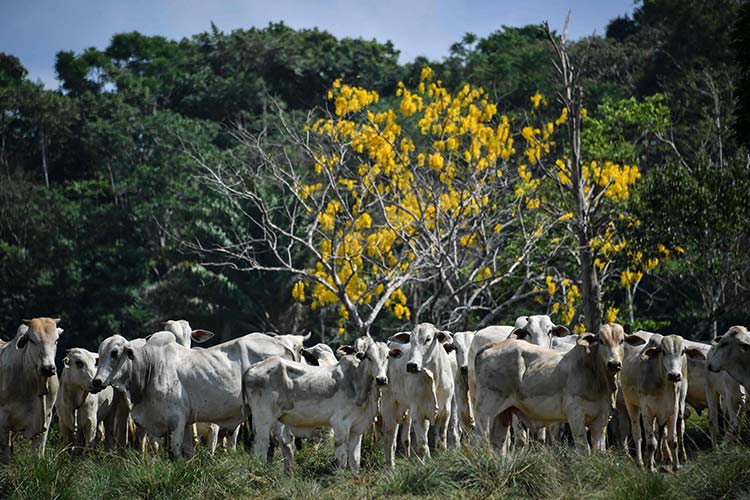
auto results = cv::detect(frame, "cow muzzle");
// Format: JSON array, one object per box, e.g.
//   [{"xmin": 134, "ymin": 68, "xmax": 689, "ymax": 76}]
[
  {"xmin": 667, "ymin": 372, "xmax": 682, "ymax": 382},
  {"xmin": 406, "ymin": 362, "xmax": 419, "ymax": 373},
  {"xmin": 90, "ymin": 378, "xmax": 105, "ymax": 393},
  {"xmin": 607, "ymin": 360, "xmax": 622, "ymax": 373},
  {"xmin": 376, "ymin": 376, "xmax": 388, "ymax": 386},
  {"xmin": 40, "ymin": 364, "xmax": 56, "ymax": 377}
]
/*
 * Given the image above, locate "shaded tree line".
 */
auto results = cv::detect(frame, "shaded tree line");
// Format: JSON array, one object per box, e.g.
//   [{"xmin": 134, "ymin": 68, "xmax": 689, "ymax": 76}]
[{"xmin": 1, "ymin": 1, "xmax": 749, "ymax": 351}]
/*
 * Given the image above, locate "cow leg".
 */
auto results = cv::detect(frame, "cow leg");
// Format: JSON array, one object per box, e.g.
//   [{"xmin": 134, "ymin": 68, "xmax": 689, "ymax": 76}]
[
  {"xmin": 82, "ymin": 413, "xmax": 97, "ymax": 450},
  {"xmin": 166, "ymin": 423, "xmax": 186, "ymax": 460},
  {"xmin": 448, "ymin": 396, "xmax": 461, "ymax": 449},
  {"xmin": 226, "ymin": 424, "xmax": 240, "ymax": 452},
  {"xmin": 382, "ymin": 421, "xmax": 399, "ymax": 469},
  {"xmin": 726, "ymin": 393, "xmax": 743, "ymax": 444},
  {"xmin": 590, "ymin": 413, "xmax": 609, "ymax": 452},
  {"xmin": 181, "ymin": 425, "xmax": 196, "ymax": 458},
  {"xmin": 400, "ymin": 414, "xmax": 412, "ymax": 457},
  {"xmin": 643, "ymin": 414, "xmax": 658, "ymax": 473},
  {"xmin": 332, "ymin": 425, "xmax": 350, "ymax": 469},
  {"xmin": 206, "ymin": 424, "xmax": 219, "ymax": 455},
  {"xmin": 252, "ymin": 415, "xmax": 274, "ymax": 465},
  {"xmin": 626, "ymin": 403, "xmax": 644, "ymax": 468},
  {"xmin": 677, "ymin": 412, "xmax": 687, "ymax": 464},
  {"xmin": 666, "ymin": 415, "xmax": 680, "ymax": 471},
  {"xmin": 567, "ymin": 413, "xmax": 591, "ymax": 454},
  {"xmin": 489, "ymin": 411, "xmax": 511, "ymax": 454},
  {"xmin": 706, "ymin": 388, "xmax": 721, "ymax": 447},
  {"xmin": 412, "ymin": 416, "xmax": 430, "ymax": 459},
  {"xmin": 347, "ymin": 434, "xmax": 363, "ymax": 472},
  {"xmin": 273, "ymin": 423, "xmax": 294, "ymax": 473},
  {"xmin": 31, "ymin": 428, "xmax": 50, "ymax": 459},
  {"xmin": 60, "ymin": 418, "xmax": 75, "ymax": 451},
  {"xmin": 436, "ymin": 407, "xmax": 450, "ymax": 451},
  {"xmin": 512, "ymin": 416, "xmax": 528, "ymax": 448}
]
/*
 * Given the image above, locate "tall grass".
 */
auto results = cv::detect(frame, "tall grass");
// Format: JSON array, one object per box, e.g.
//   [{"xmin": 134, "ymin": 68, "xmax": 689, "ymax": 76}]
[{"xmin": 0, "ymin": 420, "xmax": 748, "ymax": 499}]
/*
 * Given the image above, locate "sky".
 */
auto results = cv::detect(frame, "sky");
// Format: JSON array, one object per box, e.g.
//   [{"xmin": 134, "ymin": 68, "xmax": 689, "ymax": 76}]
[{"xmin": 1, "ymin": 0, "xmax": 636, "ymax": 89}]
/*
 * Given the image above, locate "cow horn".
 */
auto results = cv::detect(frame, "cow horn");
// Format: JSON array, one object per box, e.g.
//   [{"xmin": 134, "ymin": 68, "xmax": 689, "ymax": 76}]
[{"xmin": 22, "ymin": 319, "xmax": 32, "ymax": 325}]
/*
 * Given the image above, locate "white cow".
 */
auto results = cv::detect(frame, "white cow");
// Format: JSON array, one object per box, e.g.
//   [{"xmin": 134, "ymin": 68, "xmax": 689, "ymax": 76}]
[
  {"xmin": 244, "ymin": 336, "xmax": 390, "ymax": 472},
  {"xmin": 474, "ymin": 324, "xmax": 627, "ymax": 453},
  {"xmin": 0, "ymin": 318, "xmax": 61, "ymax": 460},
  {"xmin": 380, "ymin": 335, "xmax": 414, "ymax": 468},
  {"xmin": 468, "ymin": 316, "xmax": 570, "ymax": 436},
  {"xmin": 621, "ymin": 333, "xmax": 705, "ymax": 471},
  {"xmin": 707, "ymin": 326, "xmax": 750, "ymax": 390},
  {"xmin": 90, "ymin": 331, "xmax": 296, "ymax": 459},
  {"xmin": 57, "ymin": 348, "xmax": 116, "ymax": 450},
  {"xmin": 387, "ymin": 323, "xmax": 457, "ymax": 459}
]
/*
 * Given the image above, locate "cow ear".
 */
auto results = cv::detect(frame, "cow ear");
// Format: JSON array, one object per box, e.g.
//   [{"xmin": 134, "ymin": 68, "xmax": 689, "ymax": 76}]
[
  {"xmin": 300, "ymin": 349, "xmax": 319, "ymax": 365},
  {"xmin": 711, "ymin": 335, "xmax": 723, "ymax": 345},
  {"xmin": 16, "ymin": 332, "xmax": 29, "ymax": 349},
  {"xmin": 389, "ymin": 348, "xmax": 402, "ymax": 358},
  {"xmin": 641, "ymin": 347, "xmax": 660, "ymax": 360},
  {"xmin": 52, "ymin": 317, "xmax": 61, "ymax": 324},
  {"xmin": 550, "ymin": 325, "xmax": 570, "ymax": 337},
  {"xmin": 685, "ymin": 347, "xmax": 707, "ymax": 360},
  {"xmin": 510, "ymin": 327, "xmax": 529, "ymax": 340},
  {"xmin": 125, "ymin": 346, "xmax": 135, "ymax": 360},
  {"xmin": 576, "ymin": 333, "xmax": 597, "ymax": 346},
  {"xmin": 56, "ymin": 328, "xmax": 64, "ymax": 336},
  {"xmin": 436, "ymin": 330, "xmax": 453, "ymax": 344},
  {"xmin": 442, "ymin": 343, "xmax": 456, "ymax": 353},
  {"xmin": 191, "ymin": 329, "xmax": 214, "ymax": 343},
  {"xmin": 355, "ymin": 351, "xmax": 365, "ymax": 360},
  {"xmin": 63, "ymin": 356, "xmax": 70, "ymax": 367},
  {"xmin": 337, "ymin": 345, "xmax": 355, "ymax": 357},
  {"xmin": 388, "ymin": 332, "xmax": 411, "ymax": 344},
  {"xmin": 624, "ymin": 334, "xmax": 647, "ymax": 346}
]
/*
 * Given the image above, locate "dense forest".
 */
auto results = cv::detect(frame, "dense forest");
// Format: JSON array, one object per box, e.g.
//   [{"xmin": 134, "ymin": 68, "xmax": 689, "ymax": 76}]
[{"xmin": 1, "ymin": 0, "xmax": 749, "ymax": 351}]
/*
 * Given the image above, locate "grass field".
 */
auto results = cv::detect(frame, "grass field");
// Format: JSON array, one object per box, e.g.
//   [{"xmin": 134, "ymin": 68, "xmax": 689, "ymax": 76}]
[{"xmin": 1, "ymin": 416, "xmax": 749, "ymax": 500}]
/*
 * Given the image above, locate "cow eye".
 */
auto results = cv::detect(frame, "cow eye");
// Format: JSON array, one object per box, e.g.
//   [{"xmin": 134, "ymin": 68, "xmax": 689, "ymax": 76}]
[
  {"xmin": 75, "ymin": 360, "xmax": 84, "ymax": 368},
  {"xmin": 111, "ymin": 350, "xmax": 119, "ymax": 359}
]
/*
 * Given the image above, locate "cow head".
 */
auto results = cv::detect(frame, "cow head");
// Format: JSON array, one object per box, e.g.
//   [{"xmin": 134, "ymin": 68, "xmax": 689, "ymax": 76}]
[
  {"xmin": 17, "ymin": 317, "xmax": 62, "ymax": 377},
  {"xmin": 708, "ymin": 326, "xmax": 750, "ymax": 376},
  {"xmin": 577, "ymin": 323, "xmax": 626, "ymax": 373},
  {"xmin": 63, "ymin": 348, "xmax": 99, "ymax": 390},
  {"xmin": 396, "ymin": 323, "xmax": 452, "ymax": 374},
  {"xmin": 339, "ymin": 336, "xmax": 390, "ymax": 386},
  {"xmin": 90, "ymin": 335, "xmax": 134, "ymax": 393},
  {"xmin": 509, "ymin": 315, "xmax": 570, "ymax": 347},
  {"xmin": 162, "ymin": 319, "xmax": 214, "ymax": 348},
  {"xmin": 301, "ymin": 343, "xmax": 337, "ymax": 367},
  {"xmin": 639, "ymin": 334, "xmax": 705, "ymax": 383},
  {"xmin": 451, "ymin": 331, "xmax": 475, "ymax": 376}
]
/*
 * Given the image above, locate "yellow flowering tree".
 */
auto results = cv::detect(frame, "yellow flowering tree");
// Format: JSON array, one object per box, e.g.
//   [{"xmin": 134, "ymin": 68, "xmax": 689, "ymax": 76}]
[
  {"xmin": 511, "ymin": 22, "xmax": 672, "ymax": 332},
  {"xmin": 194, "ymin": 68, "xmax": 556, "ymax": 335}
]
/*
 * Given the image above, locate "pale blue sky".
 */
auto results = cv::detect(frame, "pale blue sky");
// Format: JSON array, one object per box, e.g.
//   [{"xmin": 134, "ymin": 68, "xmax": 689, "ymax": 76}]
[{"xmin": 1, "ymin": 0, "xmax": 637, "ymax": 89}]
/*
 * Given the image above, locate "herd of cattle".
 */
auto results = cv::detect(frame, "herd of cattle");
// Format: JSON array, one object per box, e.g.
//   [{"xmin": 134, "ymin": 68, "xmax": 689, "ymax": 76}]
[{"xmin": 2, "ymin": 315, "xmax": 750, "ymax": 473}]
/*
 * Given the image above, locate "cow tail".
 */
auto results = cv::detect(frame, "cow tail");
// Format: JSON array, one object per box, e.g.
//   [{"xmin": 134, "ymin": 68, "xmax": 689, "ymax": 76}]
[{"xmin": 241, "ymin": 365, "xmax": 254, "ymax": 453}]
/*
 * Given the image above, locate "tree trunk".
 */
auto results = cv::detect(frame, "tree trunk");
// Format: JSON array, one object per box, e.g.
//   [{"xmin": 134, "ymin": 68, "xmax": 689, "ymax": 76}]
[
  {"xmin": 579, "ymin": 232, "xmax": 601, "ymax": 333},
  {"xmin": 40, "ymin": 127, "xmax": 49, "ymax": 188}
]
